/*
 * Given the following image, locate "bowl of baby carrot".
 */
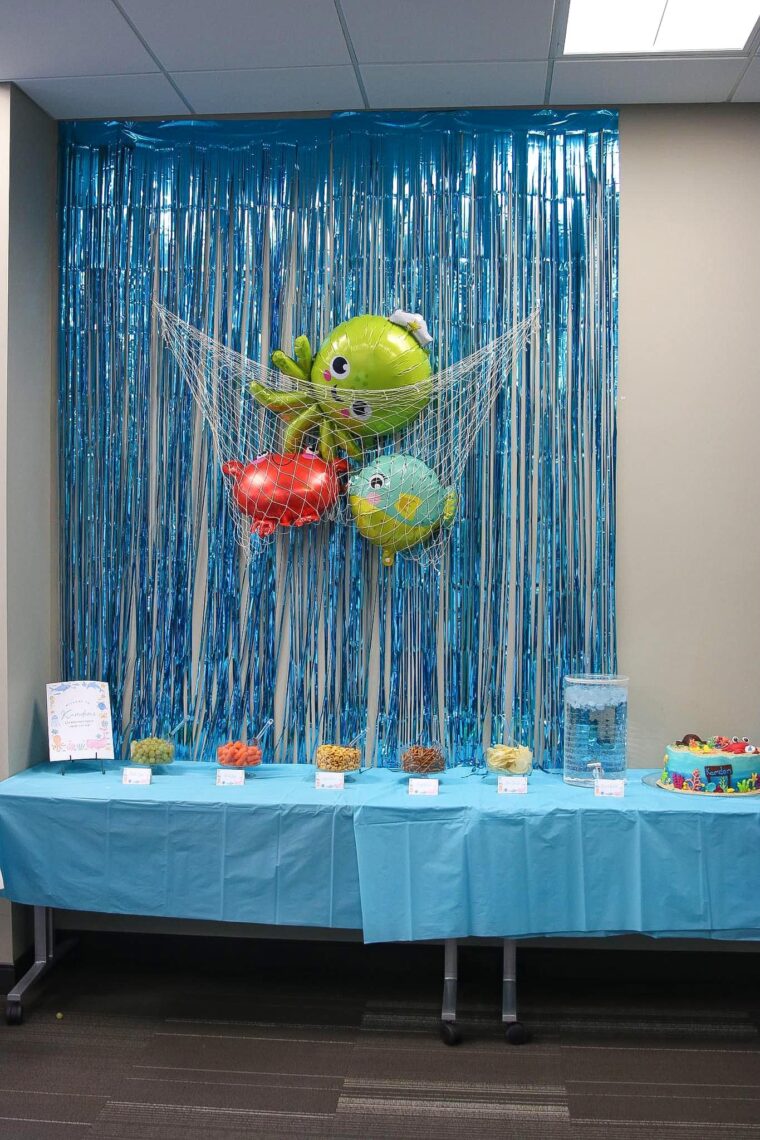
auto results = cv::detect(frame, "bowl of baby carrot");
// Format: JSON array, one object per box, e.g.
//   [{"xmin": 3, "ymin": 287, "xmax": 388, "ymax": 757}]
[{"xmin": 217, "ymin": 740, "xmax": 263, "ymax": 767}]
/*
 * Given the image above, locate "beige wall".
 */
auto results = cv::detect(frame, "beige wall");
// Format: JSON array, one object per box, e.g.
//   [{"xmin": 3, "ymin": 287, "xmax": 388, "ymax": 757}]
[
  {"xmin": 0, "ymin": 86, "xmax": 57, "ymax": 961},
  {"xmin": 617, "ymin": 105, "xmax": 760, "ymax": 765}
]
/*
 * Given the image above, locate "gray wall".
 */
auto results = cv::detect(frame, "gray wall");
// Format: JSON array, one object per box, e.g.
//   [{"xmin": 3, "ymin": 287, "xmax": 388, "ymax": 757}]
[
  {"xmin": 0, "ymin": 85, "xmax": 57, "ymax": 962},
  {"xmin": 617, "ymin": 105, "xmax": 760, "ymax": 764}
]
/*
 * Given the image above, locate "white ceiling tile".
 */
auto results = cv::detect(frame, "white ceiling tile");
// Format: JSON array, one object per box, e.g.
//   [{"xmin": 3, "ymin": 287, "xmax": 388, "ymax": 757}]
[
  {"xmin": 118, "ymin": 0, "xmax": 350, "ymax": 70},
  {"xmin": 173, "ymin": 66, "xmax": 363, "ymax": 115},
  {"xmin": 0, "ymin": 0, "xmax": 156, "ymax": 79},
  {"xmin": 341, "ymin": 0, "xmax": 554, "ymax": 63},
  {"xmin": 551, "ymin": 57, "xmax": 746, "ymax": 103},
  {"xmin": 362, "ymin": 61, "xmax": 547, "ymax": 109},
  {"xmin": 733, "ymin": 57, "xmax": 760, "ymax": 99},
  {"xmin": 17, "ymin": 73, "xmax": 188, "ymax": 119}
]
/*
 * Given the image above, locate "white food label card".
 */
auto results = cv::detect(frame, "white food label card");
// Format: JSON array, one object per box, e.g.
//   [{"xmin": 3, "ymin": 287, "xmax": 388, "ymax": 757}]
[
  {"xmin": 46, "ymin": 681, "xmax": 114, "ymax": 762},
  {"xmin": 498, "ymin": 775, "xmax": 528, "ymax": 794},
  {"xmin": 594, "ymin": 778, "xmax": 625, "ymax": 798},
  {"xmin": 0, "ymin": 868, "xmax": 4, "ymax": 890},
  {"xmin": 216, "ymin": 768, "xmax": 245, "ymax": 786},
  {"xmin": 315, "ymin": 771, "xmax": 344, "ymax": 790},
  {"xmin": 408, "ymin": 778, "xmax": 439, "ymax": 796},
  {"xmin": 123, "ymin": 766, "xmax": 152, "ymax": 785}
]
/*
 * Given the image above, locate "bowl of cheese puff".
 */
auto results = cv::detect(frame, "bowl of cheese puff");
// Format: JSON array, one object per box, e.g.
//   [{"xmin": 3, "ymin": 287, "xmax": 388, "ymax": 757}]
[{"xmin": 315, "ymin": 744, "xmax": 362, "ymax": 773}]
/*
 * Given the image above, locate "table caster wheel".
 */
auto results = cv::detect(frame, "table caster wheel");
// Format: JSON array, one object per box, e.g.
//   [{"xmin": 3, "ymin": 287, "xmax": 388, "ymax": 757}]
[
  {"xmin": 6, "ymin": 1001, "xmax": 23, "ymax": 1026},
  {"xmin": 505, "ymin": 1021, "xmax": 528, "ymax": 1045},
  {"xmin": 440, "ymin": 1021, "xmax": 461, "ymax": 1046}
]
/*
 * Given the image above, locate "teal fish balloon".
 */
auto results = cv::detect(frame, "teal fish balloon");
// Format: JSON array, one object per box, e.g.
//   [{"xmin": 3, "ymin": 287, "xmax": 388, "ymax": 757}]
[{"xmin": 348, "ymin": 455, "xmax": 458, "ymax": 566}]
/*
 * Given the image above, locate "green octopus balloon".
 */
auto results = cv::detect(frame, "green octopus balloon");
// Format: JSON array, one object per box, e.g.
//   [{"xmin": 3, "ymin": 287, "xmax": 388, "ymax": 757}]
[{"xmin": 249, "ymin": 312, "xmax": 433, "ymax": 461}]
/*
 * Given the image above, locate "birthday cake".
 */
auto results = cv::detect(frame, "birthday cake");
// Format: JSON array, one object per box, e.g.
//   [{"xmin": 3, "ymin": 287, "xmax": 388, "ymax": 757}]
[{"xmin": 659, "ymin": 734, "xmax": 760, "ymax": 794}]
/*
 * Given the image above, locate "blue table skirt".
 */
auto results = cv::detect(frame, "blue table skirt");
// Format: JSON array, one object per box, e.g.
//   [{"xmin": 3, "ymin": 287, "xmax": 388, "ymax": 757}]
[{"xmin": 1, "ymin": 763, "xmax": 759, "ymax": 944}]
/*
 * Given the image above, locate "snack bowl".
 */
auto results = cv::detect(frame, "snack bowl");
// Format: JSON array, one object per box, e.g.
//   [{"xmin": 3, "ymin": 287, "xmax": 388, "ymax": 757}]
[
  {"xmin": 217, "ymin": 741, "xmax": 263, "ymax": 768},
  {"xmin": 401, "ymin": 744, "xmax": 446, "ymax": 775},
  {"xmin": 130, "ymin": 737, "xmax": 175, "ymax": 766},
  {"xmin": 315, "ymin": 744, "xmax": 362, "ymax": 773},
  {"xmin": 485, "ymin": 744, "xmax": 533, "ymax": 778}
]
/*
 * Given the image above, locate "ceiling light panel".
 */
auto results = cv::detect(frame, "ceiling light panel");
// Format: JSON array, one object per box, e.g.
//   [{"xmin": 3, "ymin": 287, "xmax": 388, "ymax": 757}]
[
  {"xmin": 656, "ymin": 0, "xmax": 759, "ymax": 51},
  {"xmin": 564, "ymin": 0, "xmax": 760, "ymax": 54}
]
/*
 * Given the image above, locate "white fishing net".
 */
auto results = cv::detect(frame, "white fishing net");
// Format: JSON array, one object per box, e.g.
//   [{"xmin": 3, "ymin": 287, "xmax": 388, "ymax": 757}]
[{"xmin": 156, "ymin": 305, "xmax": 537, "ymax": 565}]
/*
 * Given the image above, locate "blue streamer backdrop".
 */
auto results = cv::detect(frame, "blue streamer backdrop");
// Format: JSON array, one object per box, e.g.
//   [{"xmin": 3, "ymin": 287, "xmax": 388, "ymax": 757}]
[{"xmin": 59, "ymin": 110, "xmax": 619, "ymax": 768}]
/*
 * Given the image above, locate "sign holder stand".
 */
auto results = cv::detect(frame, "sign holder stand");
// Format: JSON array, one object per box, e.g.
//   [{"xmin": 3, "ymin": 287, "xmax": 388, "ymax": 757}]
[{"xmin": 61, "ymin": 751, "xmax": 105, "ymax": 775}]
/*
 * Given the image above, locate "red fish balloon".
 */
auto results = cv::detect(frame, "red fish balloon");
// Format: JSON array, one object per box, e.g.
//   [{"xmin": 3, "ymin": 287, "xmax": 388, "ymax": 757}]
[{"xmin": 222, "ymin": 451, "xmax": 348, "ymax": 537}]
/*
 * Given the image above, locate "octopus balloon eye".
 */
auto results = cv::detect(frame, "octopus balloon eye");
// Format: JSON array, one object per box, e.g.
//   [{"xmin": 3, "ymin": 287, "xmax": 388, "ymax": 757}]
[
  {"xmin": 351, "ymin": 399, "xmax": 372, "ymax": 421},
  {"xmin": 742, "ymin": 736, "xmax": 749, "ymax": 743},
  {"xmin": 369, "ymin": 473, "xmax": 388, "ymax": 490},
  {"xmin": 732, "ymin": 736, "xmax": 740, "ymax": 743},
  {"xmin": 330, "ymin": 355, "xmax": 350, "ymax": 379}
]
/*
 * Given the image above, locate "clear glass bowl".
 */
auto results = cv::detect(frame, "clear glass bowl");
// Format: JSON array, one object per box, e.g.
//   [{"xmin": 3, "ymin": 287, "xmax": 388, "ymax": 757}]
[
  {"xmin": 130, "ymin": 738, "xmax": 174, "ymax": 765},
  {"xmin": 217, "ymin": 741, "xmax": 263, "ymax": 767},
  {"xmin": 400, "ymin": 744, "xmax": 446, "ymax": 774},
  {"xmin": 315, "ymin": 744, "xmax": 362, "ymax": 773},
  {"xmin": 485, "ymin": 744, "xmax": 533, "ymax": 777}
]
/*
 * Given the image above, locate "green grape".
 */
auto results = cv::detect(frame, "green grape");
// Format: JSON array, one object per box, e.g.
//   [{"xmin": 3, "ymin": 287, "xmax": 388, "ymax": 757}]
[{"xmin": 131, "ymin": 736, "xmax": 174, "ymax": 764}]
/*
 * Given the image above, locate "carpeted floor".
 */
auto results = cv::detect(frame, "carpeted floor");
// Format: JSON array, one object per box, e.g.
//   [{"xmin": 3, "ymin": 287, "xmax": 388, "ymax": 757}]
[{"xmin": 1, "ymin": 935, "xmax": 759, "ymax": 1139}]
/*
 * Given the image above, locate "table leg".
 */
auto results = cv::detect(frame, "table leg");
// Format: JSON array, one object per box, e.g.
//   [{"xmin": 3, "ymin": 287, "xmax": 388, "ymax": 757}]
[
  {"xmin": 6, "ymin": 907, "xmax": 75, "ymax": 1025},
  {"xmin": 502, "ymin": 938, "xmax": 528, "ymax": 1045},
  {"xmin": 439, "ymin": 938, "xmax": 461, "ymax": 1045}
]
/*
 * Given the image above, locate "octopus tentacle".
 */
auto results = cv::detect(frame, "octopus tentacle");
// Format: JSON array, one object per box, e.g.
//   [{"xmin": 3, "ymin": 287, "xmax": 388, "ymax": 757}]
[
  {"xmin": 332, "ymin": 425, "xmax": 362, "ymax": 459},
  {"xmin": 248, "ymin": 379, "xmax": 312, "ymax": 415},
  {"xmin": 282, "ymin": 403, "xmax": 322, "ymax": 452},
  {"xmin": 271, "ymin": 350, "xmax": 308, "ymax": 383},
  {"xmin": 293, "ymin": 336, "xmax": 313, "ymax": 378},
  {"xmin": 318, "ymin": 418, "xmax": 340, "ymax": 462}
]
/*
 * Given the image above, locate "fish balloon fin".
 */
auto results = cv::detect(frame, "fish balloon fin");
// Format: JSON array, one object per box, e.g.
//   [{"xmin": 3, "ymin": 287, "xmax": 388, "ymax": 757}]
[
  {"xmin": 222, "ymin": 460, "xmax": 244, "ymax": 480},
  {"xmin": 443, "ymin": 489, "xmax": 458, "ymax": 527},
  {"xmin": 395, "ymin": 492, "xmax": 423, "ymax": 522}
]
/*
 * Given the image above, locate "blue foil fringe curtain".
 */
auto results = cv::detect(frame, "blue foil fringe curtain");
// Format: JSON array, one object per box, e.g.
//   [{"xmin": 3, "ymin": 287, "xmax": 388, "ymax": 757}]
[{"xmin": 58, "ymin": 110, "xmax": 619, "ymax": 769}]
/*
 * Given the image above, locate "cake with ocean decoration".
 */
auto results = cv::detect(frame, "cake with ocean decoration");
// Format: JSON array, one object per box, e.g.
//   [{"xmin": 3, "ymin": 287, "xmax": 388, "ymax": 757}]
[{"xmin": 659, "ymin": 734, "xmax": 760, "ymax": 794}]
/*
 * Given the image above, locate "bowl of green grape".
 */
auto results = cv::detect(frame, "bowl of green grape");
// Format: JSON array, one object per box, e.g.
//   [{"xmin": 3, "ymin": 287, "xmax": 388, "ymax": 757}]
[{"xmin": 130, "ymin": 736, "xmax": 175, "ymax": 767}]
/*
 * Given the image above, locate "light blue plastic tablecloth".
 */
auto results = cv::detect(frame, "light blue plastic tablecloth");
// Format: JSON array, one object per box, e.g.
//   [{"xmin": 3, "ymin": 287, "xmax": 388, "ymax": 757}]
[
  {"xmin": 1, "ymin": 763, "xmax": 759, "ymax": 944},
  {"xmin": 353, "ymin": 768, "xmax": 760, "ymax": 942},
  {"xmin": 0, "ymin": 762, "xmax": 372, "ymax": 930}
]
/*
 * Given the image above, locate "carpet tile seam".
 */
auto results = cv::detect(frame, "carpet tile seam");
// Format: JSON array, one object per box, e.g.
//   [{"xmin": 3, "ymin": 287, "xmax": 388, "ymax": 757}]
[
  {"xmin": 569, "ymin": 1091, "xmax": 760, "ymax": 1102},
  {"xmin": 0, "ymin": 1115, "xmax": 94, "ymax": 1128},
  {"xmin": 153, "ymin": 1029, "xmax": 357, "ymax": 1044},
  {"xmin": 0, "ymin": 1088, "xmax": 107, "ymax": 1100},
  {"xmin": 570, "ymin": 1117, "xmax": 760, "ymax": 1129},
  {"xmin": 567, "ymin": 1080, "xmax": 760, "ymax": 1089},
  {"xmin": 352, "ymin": 1038, "xmax": 563, "ymax": 1054},
  {"xmin": 559, "ymin": 1044, "xmax": 760, "ymax": 1053},
  {"xmin": 343, "ymin": 1078, "xmax": 567, "ymax": 1093},
  {"xmin": 97, "ymin": 1100, "xmax": 339, "ymax": 1121},
  {"xmin": 125, "ymin": 1075, "xmax": 346, "ymax": 1092},
  {"xmin": 134, "ymin": 1064, "xmax": 346, "ymax": 1080}
]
